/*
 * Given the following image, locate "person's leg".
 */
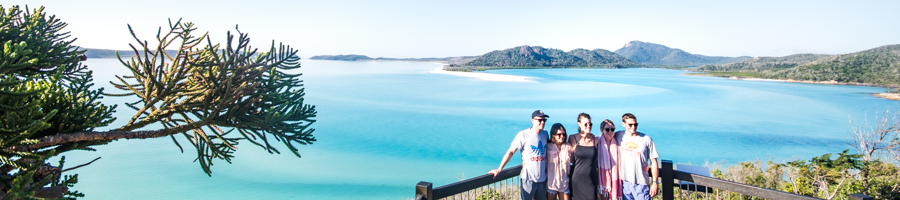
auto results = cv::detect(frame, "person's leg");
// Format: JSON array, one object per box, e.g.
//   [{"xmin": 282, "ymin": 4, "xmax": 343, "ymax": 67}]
[
  {"xmin": 534, "ymin": 181, "xmax": 548, "ymax": 200},
  {"xmin": 521, "ymin": 181, "xmax": 535, "ymax": 200},
  {"xmin": 560, "ymin": 188, "xmax": 569, "ymax": 200},
  {"xmin": 621, "ymin": 180, "xmax": 636, "ymax": 200},
  {"xmin": 631, "ymin": 183, "xmax": 650, "ymax": 200}
]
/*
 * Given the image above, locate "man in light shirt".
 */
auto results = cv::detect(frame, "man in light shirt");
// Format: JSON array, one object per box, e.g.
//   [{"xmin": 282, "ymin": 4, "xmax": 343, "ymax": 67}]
[
  {"xmin": 614, "ymin": 113, "xmax": 659, "ymax": 200},
  {"xmin": 489, "ymin": 110, "xmax": 550, "ymax": 200}
]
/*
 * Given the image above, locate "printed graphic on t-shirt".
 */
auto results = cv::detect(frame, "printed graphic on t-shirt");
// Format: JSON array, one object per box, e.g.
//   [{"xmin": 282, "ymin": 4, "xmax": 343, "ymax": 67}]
[
  {"xmin": 623, "ymin": 141, "xmax": 640, "ymax": 157},
  {"xmin": 529, "ymin": 141, "xmax": 546, "ymax": 161}
]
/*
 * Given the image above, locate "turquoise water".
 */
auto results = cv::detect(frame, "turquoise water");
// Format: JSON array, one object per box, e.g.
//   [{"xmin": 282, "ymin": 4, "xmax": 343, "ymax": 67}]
[{"xmin": 62, "ymin": 59, "xmax": 891, "ymax": 199}]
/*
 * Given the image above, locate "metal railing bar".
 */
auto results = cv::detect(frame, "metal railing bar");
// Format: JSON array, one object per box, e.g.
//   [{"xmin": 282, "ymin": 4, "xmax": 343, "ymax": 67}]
[
  {"xmin": 672, "ymin": 170, "xmax": 822, "ymax": 200},
  {"xmin": 433, "ymin": 165, "xmax": 523, "ymax": 199}
]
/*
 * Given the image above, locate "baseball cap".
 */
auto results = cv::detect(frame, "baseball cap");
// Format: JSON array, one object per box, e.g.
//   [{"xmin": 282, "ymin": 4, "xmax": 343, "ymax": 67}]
[{"xmin": 531, "ymin": 110, "xmax": 549, "ymax": 118}]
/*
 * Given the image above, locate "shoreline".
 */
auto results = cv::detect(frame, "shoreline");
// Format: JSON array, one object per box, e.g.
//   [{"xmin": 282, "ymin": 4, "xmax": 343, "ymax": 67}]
[
  {"xmin": 685, "ymin": 73, "xmax": 900, "ymax": 101},
  {"xmin": 428, "ymin": 67, "xmax": 537, "ymax": 83}
]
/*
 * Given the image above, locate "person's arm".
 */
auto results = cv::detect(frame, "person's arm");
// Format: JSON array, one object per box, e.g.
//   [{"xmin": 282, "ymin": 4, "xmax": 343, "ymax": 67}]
[
  {"xmin": 489, "ymin": 146, "xmax": 517, "ymax": 178},
  {"xmin": 593, "ymin": 135, "xmax": 600, "ymax": 176},
  {"xmin": 649, "ymin": 158, "xmax": 659, "ymax": 197},
  {"xmin": 567, "ymin": 134, "xmax": 577, "ymax": 146},
  {"xmin": 647, "ymin": 135, "xmax": 660, "ymax": 197}
]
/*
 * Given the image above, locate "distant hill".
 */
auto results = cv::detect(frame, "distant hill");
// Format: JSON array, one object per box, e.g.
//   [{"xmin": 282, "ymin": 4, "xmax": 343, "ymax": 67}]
[
  {"xmin": 453, "ymin": 45, "xmax": 642, "ymax": 71},
  {"xmin": 694, "ymin": 44, "xmax": 900, "ymax": 88},
  {"xmin": 82, "ymin": 48, "xmax": 178, "ymax": 59},
  {"xmin": 614, "ymin": 41, "xmax": 751, "ymax": 66},
  {"xmin": 309, "ymin": 54, "xmax": 372, "ymax": 61},
  {"xmin": 696, "ymin": 53, "xmax": 832, "ymax": 72},
  {"xmin": 769, "ymin": 44, "xmax": 900, "ymax": 87},
  {"xmin": 309, "ymin": 54, "xmax": 478, "ymax": 64}
]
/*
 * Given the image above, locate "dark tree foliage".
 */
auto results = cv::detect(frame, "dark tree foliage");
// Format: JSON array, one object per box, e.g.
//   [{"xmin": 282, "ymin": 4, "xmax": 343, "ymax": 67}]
[
  {"xmin": 1, "ymin": 5, "xmax": 316, "ymax": 199},
  {"xmin": 1, "ymin": 5, "xmax": 113, "ymax": 199}
]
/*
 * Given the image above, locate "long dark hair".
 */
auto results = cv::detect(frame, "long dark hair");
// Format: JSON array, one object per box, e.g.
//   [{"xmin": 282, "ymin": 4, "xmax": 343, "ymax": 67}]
[{"xmin": 549, "ymin": 123, "xmax": 567, "ymax": 144}]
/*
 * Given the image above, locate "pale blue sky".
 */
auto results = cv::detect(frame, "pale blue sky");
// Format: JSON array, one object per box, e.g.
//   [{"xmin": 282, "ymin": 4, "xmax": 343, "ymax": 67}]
[{"xmin": 10, "ymin": 0, "xmax": 900, "ymax": 58}]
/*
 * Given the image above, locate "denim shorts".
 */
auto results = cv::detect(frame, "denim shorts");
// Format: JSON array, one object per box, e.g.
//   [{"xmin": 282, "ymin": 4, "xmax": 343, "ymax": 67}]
[
  {"xmin": 547, "ymin": 187, "xmax": 570, "ymax": 194},
  {"xmin": 622, "ymin": 180, "xmax": 650, "ymax": 200}
]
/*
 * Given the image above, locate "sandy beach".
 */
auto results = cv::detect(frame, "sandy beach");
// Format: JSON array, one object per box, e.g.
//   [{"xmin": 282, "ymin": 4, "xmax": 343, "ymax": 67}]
[
  {"xmin": 873, "ymin": 93, "xmax": 900, "ymax": 100},
  {"xmin": 428, "ymin": 67, "xmax": 537, "ymax": 83}
]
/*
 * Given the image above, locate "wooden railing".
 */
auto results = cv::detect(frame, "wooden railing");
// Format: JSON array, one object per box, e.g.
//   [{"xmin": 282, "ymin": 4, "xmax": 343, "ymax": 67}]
[{"xmin": 416, "ymin": 160, "xmax": 877, "ymax": 200}]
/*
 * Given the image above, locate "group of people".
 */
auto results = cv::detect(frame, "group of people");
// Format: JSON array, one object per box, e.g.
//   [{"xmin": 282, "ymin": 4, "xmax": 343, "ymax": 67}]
[{"xmin": 488, "ymin": 110, "xmax": 659, "ymax": 200}]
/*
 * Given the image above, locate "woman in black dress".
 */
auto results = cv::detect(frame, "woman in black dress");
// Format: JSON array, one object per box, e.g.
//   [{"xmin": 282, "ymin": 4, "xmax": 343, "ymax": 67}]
[{"xmin": 567, "ymin": 113, "xmax": 598, "ymax": 200}]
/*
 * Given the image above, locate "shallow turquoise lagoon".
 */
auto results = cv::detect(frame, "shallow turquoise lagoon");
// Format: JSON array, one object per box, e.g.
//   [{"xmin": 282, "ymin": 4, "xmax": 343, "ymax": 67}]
[{"xmin": 62, "ymin": 59, "xmax": 892, "ymax": 199}]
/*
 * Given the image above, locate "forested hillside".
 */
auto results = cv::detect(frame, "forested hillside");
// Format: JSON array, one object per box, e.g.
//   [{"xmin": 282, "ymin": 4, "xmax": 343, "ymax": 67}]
[
  {"xmin": 455, "ymin": 45, "xmax": 642, "ymax": 71},
  {"xmin": 614, "ymin": 41, "xmax": 751, "ymax": 66},
  {"xmin": 696, "ymin": 54, "xmax": 831, "ymax": 72},
  {"xmin": 696, "ymin": 44, "xmax": 900, "ymax": 88},
  {"xmin": 770, "ymin": 45, "xmax": 900, "ymax": 86}
]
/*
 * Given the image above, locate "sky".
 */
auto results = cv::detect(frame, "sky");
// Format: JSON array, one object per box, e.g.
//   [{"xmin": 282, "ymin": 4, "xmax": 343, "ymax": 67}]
[{"xmin": 9, "ymin": 0, "xmax": 900, "ymax": 58}]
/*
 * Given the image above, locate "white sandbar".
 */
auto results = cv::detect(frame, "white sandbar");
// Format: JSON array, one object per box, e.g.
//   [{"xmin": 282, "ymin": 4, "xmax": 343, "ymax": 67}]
[{"xmin": 428, "ymin": 67, "xmax": 537, "ymax": 83}]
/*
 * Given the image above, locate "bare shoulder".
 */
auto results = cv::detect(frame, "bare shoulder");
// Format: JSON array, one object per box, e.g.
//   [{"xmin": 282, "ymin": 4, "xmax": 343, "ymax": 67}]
[{"xmin": 567, "ymin": 134, "xmax": 578, "ymax": 144}]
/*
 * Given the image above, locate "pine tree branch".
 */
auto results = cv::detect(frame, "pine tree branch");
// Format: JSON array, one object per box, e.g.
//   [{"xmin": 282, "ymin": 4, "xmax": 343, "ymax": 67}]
[
  {"xmin": 26, "ymin": 124, "xmax": 201, "ymax": 150},
  {"xmin": 32, "ymin": 186, "xmax": 67, "ymax": 199}
]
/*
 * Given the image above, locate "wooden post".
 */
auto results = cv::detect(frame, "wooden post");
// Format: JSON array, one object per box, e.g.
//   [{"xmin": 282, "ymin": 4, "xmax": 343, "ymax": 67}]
[
  {"xmin": 661, "ymin": 160, "xmax": 674, "ymax": 200},
  {"xmin": 849, "ymin": 193, "xmax": 873, "ymax": 200},
  {"xmin": 416, "ymin": 181, "xmax": 433, "ymax": 200}
]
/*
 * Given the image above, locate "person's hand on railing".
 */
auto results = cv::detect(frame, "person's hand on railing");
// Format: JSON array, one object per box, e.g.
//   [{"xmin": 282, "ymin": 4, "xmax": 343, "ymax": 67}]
[{"xmin": 488, "ymin": 169, "xmax": 501, "ymax": 178}]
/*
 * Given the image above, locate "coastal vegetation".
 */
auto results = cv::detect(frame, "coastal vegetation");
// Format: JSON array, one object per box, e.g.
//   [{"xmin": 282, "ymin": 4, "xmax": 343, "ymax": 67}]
[
  {"xmin": 694, "ymin": 44, "xmax": 900, "ymax": 90},
  {"xmin": 1, "ymin": 5, "xmax": 315, "ymax": 199},
  {"xmin": 690, "ymin": 107, "xmax": 900, "ymax": 200},
  {"xmin": 696, "ymin": 53, "xmax": 831, "ymax": 72},
  {"xmin": 613, "ymin": 40, "xmax": 752, "ymax": 66}
]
